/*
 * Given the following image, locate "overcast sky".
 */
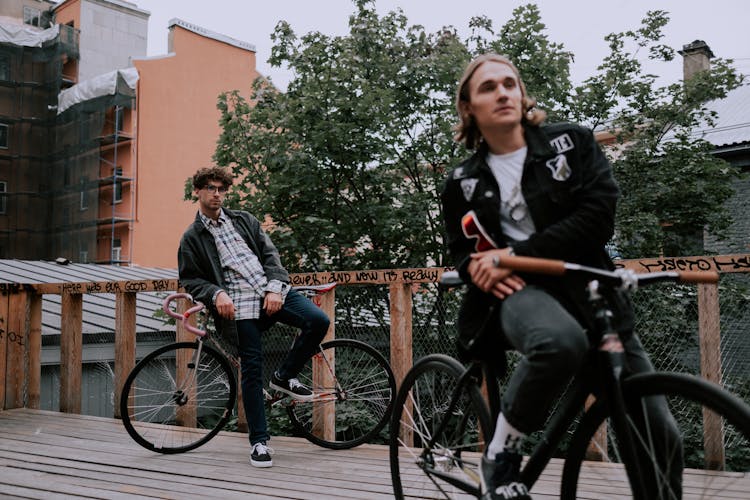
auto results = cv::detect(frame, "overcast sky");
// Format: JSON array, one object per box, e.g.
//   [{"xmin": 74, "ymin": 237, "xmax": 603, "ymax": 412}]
[{"xmin": 132, "ymin": 0, "xmax": 750, "ymax": 91}]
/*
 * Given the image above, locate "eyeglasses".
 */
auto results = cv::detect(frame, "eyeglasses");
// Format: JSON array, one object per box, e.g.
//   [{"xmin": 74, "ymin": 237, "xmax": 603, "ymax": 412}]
[{"xmin": 204, "ymin": 185, "xmax": 228, "ymax": 194}]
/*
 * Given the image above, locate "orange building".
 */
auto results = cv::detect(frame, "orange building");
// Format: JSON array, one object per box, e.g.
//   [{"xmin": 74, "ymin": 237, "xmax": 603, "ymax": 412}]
[
  {"xmin": 3, "ymin": 0, "xmax": 260, "ymax": 267},
  {"xmin": 131, "ymin": 20, "xmax": 260, "ymax": 267}
]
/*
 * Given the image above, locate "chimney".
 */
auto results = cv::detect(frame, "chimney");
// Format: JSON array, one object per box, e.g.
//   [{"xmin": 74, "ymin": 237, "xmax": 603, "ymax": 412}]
[{"xmin": 678, "ymin": 40, "xmax": 715, "ymax": 81}]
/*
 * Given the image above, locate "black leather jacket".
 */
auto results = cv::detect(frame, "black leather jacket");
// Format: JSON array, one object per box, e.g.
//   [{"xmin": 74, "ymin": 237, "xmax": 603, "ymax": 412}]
[
  {"xmin": 177, "ymin": 208, "xmax": 289, "ymax": 346},
  {"xmin": 440, "ymin": 122, "xmax": 630, "ymax": 354}
]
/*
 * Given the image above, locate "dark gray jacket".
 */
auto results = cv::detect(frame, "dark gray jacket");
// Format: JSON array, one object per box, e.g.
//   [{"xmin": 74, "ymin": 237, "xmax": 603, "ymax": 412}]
[{"xmin": 177, "ymin": 208, "xmax": 289, "ymax": 346}]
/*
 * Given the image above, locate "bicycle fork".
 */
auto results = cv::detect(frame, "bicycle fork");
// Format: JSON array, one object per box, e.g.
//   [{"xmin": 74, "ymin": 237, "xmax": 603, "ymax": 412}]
[
  {"xmin": 311, "ymin": 344, "xmax": 346, "ymax": 402},
  {"xmin": 174, "ymin": 339, "xmax": 205, "ymax": 406}
]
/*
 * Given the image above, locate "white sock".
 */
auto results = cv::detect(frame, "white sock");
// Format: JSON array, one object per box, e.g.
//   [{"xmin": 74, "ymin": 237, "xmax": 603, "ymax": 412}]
[{"xmin": 487, "ymin": 413, "xmax": 525, "ymax": 458}]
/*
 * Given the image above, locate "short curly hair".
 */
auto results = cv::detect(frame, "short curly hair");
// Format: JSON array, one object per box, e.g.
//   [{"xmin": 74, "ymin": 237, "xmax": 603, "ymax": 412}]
[{"xmin": 192, "ymin": 166, "xmax": 233, "ymax": 190}]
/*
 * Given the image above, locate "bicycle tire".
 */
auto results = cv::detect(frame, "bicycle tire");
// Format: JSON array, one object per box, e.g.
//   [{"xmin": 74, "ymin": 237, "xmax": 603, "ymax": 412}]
[
  {"xmin": 286, "ymin": 338, "xmax": 396, "ymax": 449},
  {"xmin": 389, "ymin": 354, "xmax": 493, "ymax": 499},
  {"xmin": 560, "ymin": 371, "xmax": 750, "ymax": 499},
  {"xmin": 120, "ymin": 341, "xmax": 237, "ymax": 454}
]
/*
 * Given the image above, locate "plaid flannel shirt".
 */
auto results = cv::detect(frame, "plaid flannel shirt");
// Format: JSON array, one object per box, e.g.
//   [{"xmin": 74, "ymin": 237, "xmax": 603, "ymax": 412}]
[{"xmin": 200, "ymin": 210, "xmax": 288, "ymax": 320}]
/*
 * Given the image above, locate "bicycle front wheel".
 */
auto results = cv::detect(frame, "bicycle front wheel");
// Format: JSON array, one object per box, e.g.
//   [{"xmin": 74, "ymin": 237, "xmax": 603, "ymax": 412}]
[
  {"xmin": 120, "ymin": 341, "xmax": 237, "ymax": 454},
  {"xmin": 561, "ymin": 372, "xmax": 750, "ymax": 499},
  {"xmin": 287, "ymin": 338, "xmax": 396, "ymax": 449},
  {"xmin": 390, "ymin": 354, "xmax": 493, "ymax": 500}
]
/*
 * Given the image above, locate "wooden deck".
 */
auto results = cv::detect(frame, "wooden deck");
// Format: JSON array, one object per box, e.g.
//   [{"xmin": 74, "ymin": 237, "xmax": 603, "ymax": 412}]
[{"xmin": 0, "ymin": 409, "xmax": 747, "ymax": 499}]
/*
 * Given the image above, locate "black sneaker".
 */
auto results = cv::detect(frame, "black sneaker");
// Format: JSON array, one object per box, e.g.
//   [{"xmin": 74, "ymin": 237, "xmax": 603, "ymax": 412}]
[
  {"xmin": 270, "ymin": 373, "xmax": 314, "ymax": 402},
  {"xmin": 480, "ymin": 451, "xmax": 531, "ymax": 500},
  {"xmin": 250, "ymin": 441, "xmax": 274, "ymax": 468}
]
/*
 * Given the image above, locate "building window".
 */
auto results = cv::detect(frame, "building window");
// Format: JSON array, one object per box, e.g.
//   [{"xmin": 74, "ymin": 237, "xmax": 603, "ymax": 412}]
[
  {"xmin": 114, "ymin": 180, "xmax": 123, "ymax": 203},
  {"xmin": 0, "ymin": 124, "xmax": 8, "ymax": 149},
  {"xmin": 112, "ymin": 238, "xmax": 122, "ymax": 262},
  {"xmin": 115, "ymin": 107, "xmax": 124, "ymax": 132},
  {"xmin": 0, "ymin": 54, "xmax": 9, "ymax": 81},
  {"xmin": 0, "ymin": 181, "xmax": 6, "ymax": 215},
  {"xmin": 80, "ymin": 178, "xmax": 88, "ymax": 210},
  {"xmin": 23, "ymin": 6, "xmax": 41, "ymax": 27}
]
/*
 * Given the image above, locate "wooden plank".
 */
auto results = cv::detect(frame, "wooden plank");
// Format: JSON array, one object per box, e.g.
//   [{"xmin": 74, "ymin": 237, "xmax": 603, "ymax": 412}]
[
  {"xmin": 618, "ymin": 253, "xmax": 750, "ymax": 274},
  {"xmin": 1, "ymin": 409, "xmax": 748, "ymax": 500},
  {"xmin": 59, "ymin": 292, "xmax": 83, "ymax": 414},
  {"xmin": 25, "ymin": 253, "xmax": 750, "ymax": 298},
  {"xmin": 32, "ymin": 278, "xmax": 180, "ymax": 296},
  {"xmin": 114, "ymin": 292, "xmax": 136, "ymax": 419},
  {"xmin": 291, "ymin": 268, "xmax": 445, "ymax": 286}
]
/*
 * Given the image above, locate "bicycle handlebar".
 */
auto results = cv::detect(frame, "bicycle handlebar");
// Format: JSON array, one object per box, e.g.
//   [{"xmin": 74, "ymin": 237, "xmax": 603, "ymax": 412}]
[
  {"xmin": 440, "ymin": 255, "xmax": 719, "ymax": 288},
  {"xmin": 162, "ymin": 293, "xmax": 207, "ymax": 337}
]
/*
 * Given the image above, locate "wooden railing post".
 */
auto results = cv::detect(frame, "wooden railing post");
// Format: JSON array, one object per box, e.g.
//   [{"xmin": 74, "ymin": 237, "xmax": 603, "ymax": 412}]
[
  {"xmin": 698, "ymin": 282, "xmax": 725, "ymax": 470},
  {"xmin": 114, "ymin": 292, "xmax": 136, "ymax": 419},
  {"xmin": 60, "ymin": 291, "xmax": 83, "ymax": 414},
  {"xmin": 27, "ymin": 292, "xmax": 42, "ymax": 409},
  {"xmin": 175, "ymin": 297, "xmax": 197, "ymax": 428},
  {"xmin": 390, "ymin": 283, "xmax": 413, "ymax": 446},
  {"xmin": 5, "ymin": 290, "xmax": 29, "ymax": 409},
  {"xmin": 312, "ymin": 288, "xmax": 336, "ymax": 441},
  {"xmin": 0, "ymin": 288, "xmax": 7, "ymax": 408}
]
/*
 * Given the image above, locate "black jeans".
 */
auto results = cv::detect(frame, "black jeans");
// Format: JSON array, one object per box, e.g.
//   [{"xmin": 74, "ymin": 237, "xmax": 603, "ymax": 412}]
[
  {"xmin": 236, "ymin": 289, "xmax": 330, "ymax": 445},
  {"xmin": 498, "ymin": 285, "xmax": 682, "ymax": 494}
]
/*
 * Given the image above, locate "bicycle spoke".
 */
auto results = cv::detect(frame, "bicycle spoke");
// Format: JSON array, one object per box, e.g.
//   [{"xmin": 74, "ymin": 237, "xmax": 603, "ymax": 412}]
[{"xmin": 121, "ymin": 342, "xmax": 236, "ymax": 453}]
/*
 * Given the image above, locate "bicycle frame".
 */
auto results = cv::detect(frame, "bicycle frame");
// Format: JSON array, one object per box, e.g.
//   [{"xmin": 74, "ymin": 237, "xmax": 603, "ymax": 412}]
[
  {"xmin": 162, "ymin": 288, "xmax": 345, "ymax": 406},
  {"xmin": 425, "ymin": 262, "xmax": 719, "ymax": 496},
  {"xmin": 517, "ymin": 279, "xmax": 646, "ymax": 495}
]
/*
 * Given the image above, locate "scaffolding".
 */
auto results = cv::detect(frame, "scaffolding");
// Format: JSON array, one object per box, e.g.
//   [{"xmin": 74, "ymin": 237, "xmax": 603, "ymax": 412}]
[
  {"xmin": 54, "ymin": 68, "xmax": 137, "ymax": 264},
  {"xmin": 0, "ymin": 19, "xmax": 136, "ymax": 264}
]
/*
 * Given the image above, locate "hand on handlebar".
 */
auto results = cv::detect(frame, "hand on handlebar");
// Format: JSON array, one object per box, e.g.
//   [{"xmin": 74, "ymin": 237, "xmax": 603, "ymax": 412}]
[
  {"xmin": 215, "ymin": 291, "xmax": 236, "ymax": 320},
  {"xmin": 469, "ymin": 248, "xmax": 525, "ymax": 300}
]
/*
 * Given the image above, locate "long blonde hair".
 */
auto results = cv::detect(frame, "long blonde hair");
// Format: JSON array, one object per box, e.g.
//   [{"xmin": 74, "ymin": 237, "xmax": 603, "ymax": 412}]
[{"xmin": 453, "ymin": 53, "xmax": 546, "ymax": 149}]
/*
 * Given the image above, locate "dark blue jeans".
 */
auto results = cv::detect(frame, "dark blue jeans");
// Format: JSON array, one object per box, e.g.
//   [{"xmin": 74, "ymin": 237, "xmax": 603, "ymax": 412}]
[{"xmin": 236, "ymin": 289, "xmax": 330, "ymax": 445}]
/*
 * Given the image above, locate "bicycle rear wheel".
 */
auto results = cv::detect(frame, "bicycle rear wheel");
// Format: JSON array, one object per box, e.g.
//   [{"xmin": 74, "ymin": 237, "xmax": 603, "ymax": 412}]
[
  {"xmin": 561, "ymin": 372, "xmax": 750, "ymax": 499},
  {"xmin": 286, "ymin": 338, "xmax": 396, "ymax": 449},
  {"xmin": 120, "ymin": 341, "xmax": 236, "ymax": 454},
  {"xmin": 390, "ymin": 354, "xmax": 493, "ymax": 499}
]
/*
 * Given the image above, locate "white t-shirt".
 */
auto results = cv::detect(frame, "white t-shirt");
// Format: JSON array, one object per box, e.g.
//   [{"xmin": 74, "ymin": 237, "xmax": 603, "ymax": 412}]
[{"xmin": 486, "ymin": 146, "xmax": 536, "ymax": 242}]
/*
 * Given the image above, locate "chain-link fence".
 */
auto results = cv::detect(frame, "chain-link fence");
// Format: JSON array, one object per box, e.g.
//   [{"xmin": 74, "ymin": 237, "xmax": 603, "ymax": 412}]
[{"xmin": 262, "ymin": 271, "xmax": 750, "ymax": 450}]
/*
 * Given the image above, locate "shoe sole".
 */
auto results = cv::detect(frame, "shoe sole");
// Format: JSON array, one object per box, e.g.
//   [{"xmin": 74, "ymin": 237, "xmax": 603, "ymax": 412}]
[
  {"xmin": 250, "ymin": 459, "xmax": 273, "ymax": 468},
  {"xmin": 269, "ymin": 381, "xmax": 314, "ymax": 402}
]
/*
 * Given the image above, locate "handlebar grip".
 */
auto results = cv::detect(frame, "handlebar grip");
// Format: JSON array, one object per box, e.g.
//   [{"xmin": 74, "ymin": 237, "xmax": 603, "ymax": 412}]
[
  {"xmin": 496, "ymin": 255, "xmax": 566, "ymax": 276},
  {"xmin": 162, "ymin": 293, "xmax": 207, "ymax": 337},
  {"xmin": 677, "ymin": 270, "xmax": 719, "ymax": 284},
  {"xmin": 162, "ymin": 293, "xmax": 194, "ymax": 320}
]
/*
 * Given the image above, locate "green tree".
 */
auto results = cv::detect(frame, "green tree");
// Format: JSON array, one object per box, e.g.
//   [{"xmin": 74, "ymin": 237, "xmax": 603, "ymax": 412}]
[
  {"xmin": 569, "ymin": 11, "xmax": 743, "ymax": 257},
  {"xmin": 214, "ymin": 0, "xmax": 471, "ymax": 271},
  {"xmin": 211, "ymin": 1, "xmax": 743, "ymax": 270}
]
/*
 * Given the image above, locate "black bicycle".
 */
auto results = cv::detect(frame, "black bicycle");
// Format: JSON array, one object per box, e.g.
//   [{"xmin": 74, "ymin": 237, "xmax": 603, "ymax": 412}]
[
  {"xmin": 120, "ymin": 283, "xmax": 396, "ymax": 453},
  {"xmin": 389, "ymin": 255, "xmax": 750, "ymax": 499}
]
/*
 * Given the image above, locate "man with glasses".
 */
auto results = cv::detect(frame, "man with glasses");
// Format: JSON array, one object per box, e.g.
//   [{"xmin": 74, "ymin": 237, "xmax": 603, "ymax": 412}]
[{"xmin": 178, "ymin": 166, "xmax": 330, "ymax": 468}]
